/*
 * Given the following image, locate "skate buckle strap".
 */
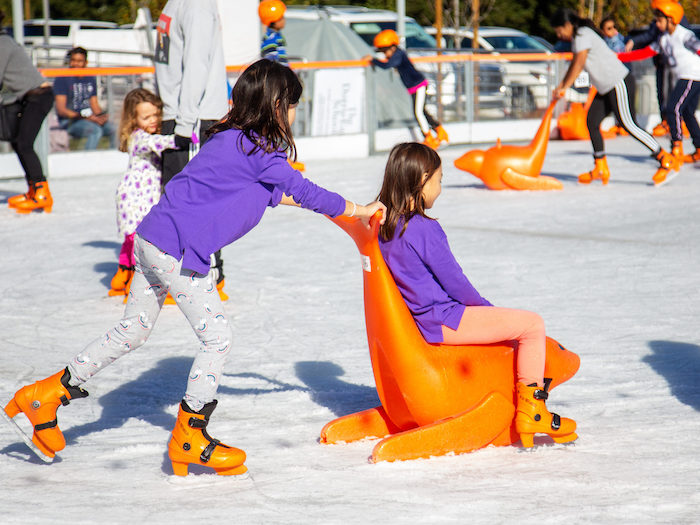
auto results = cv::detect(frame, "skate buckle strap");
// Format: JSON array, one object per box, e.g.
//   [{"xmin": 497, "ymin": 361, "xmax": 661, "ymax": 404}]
[
  {"xmin": 551, "ymin": 413, "xmax": 561, "ymax": 431},
  {"xmin": 60, "ymin": 395, "xmax": 70, "ymax": 407},
  {"xmin": 34, "ymin": 418, "xmax": 58, "ymax": 432},
  {"xmin": 200, "ymin": 439, "xmax": 220, "ymax": 463},
  {"xmin": 188, "ymin": 417, "xmax": 207, "ymax": 429},
  {"xmin": 533, "ymin": 389, "xmax": 548, "ymax": 401}
]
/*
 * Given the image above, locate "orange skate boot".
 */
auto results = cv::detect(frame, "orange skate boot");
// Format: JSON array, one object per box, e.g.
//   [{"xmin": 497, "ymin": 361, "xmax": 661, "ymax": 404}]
[
  {"xmin": 14, "ymin": 181, "xmax": 53, "ymax": 214},
  {"xmin": 422, "ymin": 132, "xmax": 440, "ymax": 150},
  {"xmin": 4, "ymin": 368, "xmax": 88, "ymax": 458},
  {"xmin": 435, "ymin": 125, "xmax": 449, "ymax": 145},
  {"xmin": 652, "ymin": 120, "xmax": 669, "ymax": 137},
  {"xmin": 168, "ymin": 400, "xmax": 247, "ymax": 476},
  {"xmin": 652, "ymin": 149, "xmax": 681, "ymax": 187},
  {"xmin": 515, "ymin": 379, "xmax": 577, "ymax": 448},
  {"xmin": 8, "ymin": 183, "xmax": 36, "ymax": 208},
  {"xmin": 683, "ymin": 148, "xmax": 700, "ymax": 163},
  {"xmin": 671, "ymin": 141, "xmax": 684, "ymax": 166},
  {"xmin": 108, "ymin": 265, "xmax": 134, "ymax": 296},
  {"xmin": 578, "ymin": 156, "xmax": 610, "ymax": 185}
]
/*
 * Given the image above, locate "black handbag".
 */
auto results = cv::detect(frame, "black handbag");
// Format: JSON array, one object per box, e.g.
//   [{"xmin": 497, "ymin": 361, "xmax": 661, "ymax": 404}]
[{"xmin": 0, "ymin": 101, "xmax": 23, "ymax": 141}]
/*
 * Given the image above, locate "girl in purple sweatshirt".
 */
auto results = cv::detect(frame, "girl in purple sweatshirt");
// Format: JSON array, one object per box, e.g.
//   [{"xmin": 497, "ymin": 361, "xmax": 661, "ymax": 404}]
[
  {"xmin": 5, "ymin": 60, "xmax": 386, "ymax": 475},
  {"xmin": 377, "ymin": 142, "xmax": 576, "ymax": 448}
]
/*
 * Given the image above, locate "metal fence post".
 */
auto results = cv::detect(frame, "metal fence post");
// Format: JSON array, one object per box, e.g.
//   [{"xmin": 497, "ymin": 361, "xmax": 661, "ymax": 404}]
[
  {"xmin": 465, "ymin": 57, "xmax": 474, "ymax": 124},
  {"xmin": 365, "ymin": 66, "xmax": 377, "ymax": 156}
]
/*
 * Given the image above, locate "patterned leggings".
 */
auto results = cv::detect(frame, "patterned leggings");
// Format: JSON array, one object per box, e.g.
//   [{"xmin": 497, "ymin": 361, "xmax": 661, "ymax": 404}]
[{"xmin": 68, "ymin": 235, "xmax": 233, "ymax": 411}]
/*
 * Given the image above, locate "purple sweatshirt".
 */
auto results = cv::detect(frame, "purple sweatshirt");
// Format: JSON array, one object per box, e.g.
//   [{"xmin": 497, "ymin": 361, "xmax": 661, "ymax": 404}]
[
  {"xmin": 378, "ymin": 215, "xmax": 492, "ymax": 343},
  {"xmin": 137, "ymin": 129, "xmax": 346, "ymax": 274}
]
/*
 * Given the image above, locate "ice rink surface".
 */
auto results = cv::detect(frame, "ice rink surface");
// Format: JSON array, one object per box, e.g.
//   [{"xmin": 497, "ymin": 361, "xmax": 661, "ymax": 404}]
[{"xmin": 1, "ymin": 136, "xmax": 699, "ymax": 524}]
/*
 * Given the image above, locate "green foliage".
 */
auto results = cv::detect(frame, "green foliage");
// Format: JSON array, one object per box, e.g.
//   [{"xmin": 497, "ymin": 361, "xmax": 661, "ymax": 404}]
[{"xmin": 1, "ymin": 0, "xmax": 696, "ymax": 42}]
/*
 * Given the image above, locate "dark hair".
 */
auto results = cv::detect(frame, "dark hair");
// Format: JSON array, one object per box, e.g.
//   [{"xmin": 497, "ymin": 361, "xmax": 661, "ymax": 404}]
[
  {"xmin": 68, "ymin": 47, "xmax": 88, "ymax": 58},
  {"xmin": 600, "ymin": 16, "xmax": 616, "ymax": 30},
  {"xmin": 0, "ymin": 9, "xmax": 5, "ymax": 26},
  {"xmin": 551, "ymin": 9, "xmax": 602, "ymax": 37},
  {"xmin": 118, "ymin": 88, "xmax": 163, "ymax": 152},
  {"xmin": 208, "ymin": 59, "xmax": 303, "ymax": 160},
  {"xmin": 377, "ymin": 142, "xmax": 442, "ymax": 242}
]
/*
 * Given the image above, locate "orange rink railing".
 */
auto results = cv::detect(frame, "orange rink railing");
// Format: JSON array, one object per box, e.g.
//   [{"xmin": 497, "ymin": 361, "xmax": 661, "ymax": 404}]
[{"xmin": 38, "ymin": 53, "xmax": 576, "ymax": 77}]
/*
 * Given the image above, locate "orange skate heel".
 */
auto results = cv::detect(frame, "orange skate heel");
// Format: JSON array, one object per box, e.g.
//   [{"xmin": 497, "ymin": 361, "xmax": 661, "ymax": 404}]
[
  {"xmin": 108, "ymin": 265, "xmax": 134, "ymax": 296},
  {"xmin": 216, "ymin": 279, "xmax": 229, "ymax": 302},
  {"xmin": 515, "ymin": 379, "xmax": 577, "ymax": 448},
  {"xmin": 4, "ymin": 368, "xmax": 88, "ymax": 457},
  {"xmin": 578, "ymin": 156, "xmax": 610, "ymax": 185},
  {"xmin": 435, "ymin": 125, "xmax": 449, "ymax": 145},
  {"xmin": 653, "ymin": 149, "xmax": 681, "ymax": 187},
  {"xmin": 8, "ymin": 183, "xmax": 36, "ymax": 208},
  {"xmin": 168, "ymin": 400, "xmax": 247, "ymax": 476},
  {"xmin": 14, "ymin": 181, "xmax": 53, "ymax": 214},
  {"xmin": 422, "ymin": 132, "xmax": 440, "ymax": 150},
  {"xmin": 683, "ymin": 149, "xmax": 700, "ymax": 163},
  {"xmin": 652, "ymin": 120, "xmax": 669, "ymax": 137},
  {"xmin": 671, "ymin": 141, "xmax": 684, "ymax": 166}
]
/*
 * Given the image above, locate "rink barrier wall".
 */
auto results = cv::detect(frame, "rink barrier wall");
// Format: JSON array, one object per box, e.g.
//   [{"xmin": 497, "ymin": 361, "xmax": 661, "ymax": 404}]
[{"xmin": 0, "ymin": 52, "xmax": 669, "ymax": 179}]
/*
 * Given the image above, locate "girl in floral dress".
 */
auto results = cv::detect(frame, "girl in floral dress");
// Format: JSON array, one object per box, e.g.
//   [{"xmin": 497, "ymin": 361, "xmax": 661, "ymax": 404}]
[{"xmin": 109, "ymin": 88, "xmax": 177, "ymax": 295}]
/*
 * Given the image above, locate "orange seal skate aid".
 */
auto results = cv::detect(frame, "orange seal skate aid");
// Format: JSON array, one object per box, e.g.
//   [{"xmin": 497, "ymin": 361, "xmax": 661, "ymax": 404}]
[
  {"xmin": 320, "ymin": 214, "xmax": 579, "ymax": 462},
  {"xmin": 453, "ymin": 100, "xmax": 562, "ymax": 190}
]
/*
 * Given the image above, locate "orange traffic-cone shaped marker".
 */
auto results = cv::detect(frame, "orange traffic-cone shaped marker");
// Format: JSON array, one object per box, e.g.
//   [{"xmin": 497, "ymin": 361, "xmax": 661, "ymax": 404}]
[
  {"xmin": 108, "ymin": 265, "xmax": 134, "ymax": 296},
  {"xmin": 168, "ymin": 400, "xmax": 247, "ymax": 476},
  {"xmin": 8, "ymin": 183, "xmax": 36, "ymax": 208},
  {"xmin": 515, "ymin": 379, "xmax": 577, "ymax": 448},
  {"xmin": 653, "ymin": 149, "xmax": 682, "ymax": 187},
  {"xmin": 4, "ymin": 368, "xmax": 88, "ymax": 458},
  {"xmin": 14, "ymin": 181, "xmax": 53, "ymax": 214},
  {"xmin": 578, "ymin": 156, "xmax": 610, "ymax": 185}
]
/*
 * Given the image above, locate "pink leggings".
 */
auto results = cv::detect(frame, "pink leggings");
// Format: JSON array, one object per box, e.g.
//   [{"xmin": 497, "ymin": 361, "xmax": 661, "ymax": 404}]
[
  {"xmin": 118, "ymin": 233, "xmax": 136, "ymax": 267},
  {"xmin": 441, "ymin": 306, "xmax": 545, "ymax": 386}
]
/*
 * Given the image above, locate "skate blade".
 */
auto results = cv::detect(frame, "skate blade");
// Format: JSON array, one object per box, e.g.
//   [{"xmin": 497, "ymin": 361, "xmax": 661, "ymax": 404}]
[
  {"xmin": 653, "ymin": 169, "xmax": 681, "ymax": 187},
  {"xmin": 1, "ymin": 408, "xmax": 54, "ymax": 463}
]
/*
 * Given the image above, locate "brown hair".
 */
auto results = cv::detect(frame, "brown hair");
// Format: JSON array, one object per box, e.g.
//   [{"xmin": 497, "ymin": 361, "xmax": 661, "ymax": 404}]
[
  {"xmin": 377, "ymin": 142, "xmax": 442, "ymax": 242},
  {"xmin": 208, "ymin": 59, "xmax": 302, "ymax": 161},
  {"xmin": 118, "ymin": 88, "xmax": 163, "ymax": 152}
]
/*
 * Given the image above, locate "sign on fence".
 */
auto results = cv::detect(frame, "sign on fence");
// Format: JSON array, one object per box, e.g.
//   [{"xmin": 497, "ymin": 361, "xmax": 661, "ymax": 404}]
[{"xmin": 311, "ymin": 68, "xmax": 365, "ymax": 136}]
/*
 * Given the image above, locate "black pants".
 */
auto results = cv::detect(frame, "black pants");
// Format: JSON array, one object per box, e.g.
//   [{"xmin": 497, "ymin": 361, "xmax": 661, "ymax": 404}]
[
  {"xmin": 587, "ymin": 74, "xmax": 660, "ymax": 158},
  {"xmin": 160, "ymin": 119, "xmax": 225, "ymax": 283},
  {"xmin": 664, "ymin": 79, "xmax": 700, "ymax": 148},
  {"xmin": 161, "ymin": 119, "xmax": 218, "ymax": 185},
  {"xmin": 11, "ymin": 86, "xmax": 53, "ymax": 185}
]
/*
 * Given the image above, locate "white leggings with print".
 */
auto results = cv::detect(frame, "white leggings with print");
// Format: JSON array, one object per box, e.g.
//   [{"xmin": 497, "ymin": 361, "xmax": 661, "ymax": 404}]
[{"xmin": 68, "ymin": 234, "xmax": 233, "ymax": 411}]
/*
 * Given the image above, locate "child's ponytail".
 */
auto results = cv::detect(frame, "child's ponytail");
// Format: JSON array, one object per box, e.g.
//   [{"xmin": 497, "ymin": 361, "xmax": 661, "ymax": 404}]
[{"xmin": 550, "ymin": 8, "xmax": 603, "ymax": 37}]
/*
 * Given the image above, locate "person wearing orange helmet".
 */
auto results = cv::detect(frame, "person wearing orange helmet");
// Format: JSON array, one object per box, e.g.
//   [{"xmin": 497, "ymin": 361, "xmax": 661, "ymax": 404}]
[
  {"xmin": 650, "ymin": 1, "xmax": 700, "ymax": 173},
  {"xmin": 259, "ymin": 0, "xmax": 288, "ymax": 65},
  {"xmin": 363, "ymin": 29, "xmax": 448, "ymax": 150},
  {"xmin": 551, "ymin": 8, "xmax": 679, "ymax": 187},
  {"xmin": 624, "ymin": 0, "xmax": 691, "ymax": 137}
]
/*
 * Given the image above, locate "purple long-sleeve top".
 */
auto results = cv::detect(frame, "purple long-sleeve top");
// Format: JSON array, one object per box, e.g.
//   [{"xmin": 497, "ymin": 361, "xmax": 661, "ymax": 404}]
[
  {"xmin": 137, "ymin": 128, "xmax": 346, "ymax": 274},
  {"xmin": 378, "ymin": 215, "xmax": 492, "ymax": 343}
]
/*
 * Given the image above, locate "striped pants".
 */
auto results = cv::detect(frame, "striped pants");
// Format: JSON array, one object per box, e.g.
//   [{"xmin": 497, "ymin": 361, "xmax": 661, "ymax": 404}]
[
  {"xmin": 664, "ymin": 78, "xmax": 700, "ymax": 148},
  {"xmin": 587, "ymin": 74, "xmax": 661, "ymax": 158}
]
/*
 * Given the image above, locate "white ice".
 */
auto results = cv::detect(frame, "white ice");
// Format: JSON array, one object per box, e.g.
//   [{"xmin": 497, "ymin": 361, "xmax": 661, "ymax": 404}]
[{"xmin": 1, "ymin": 136, "xmax": 699, "ymax": 524}]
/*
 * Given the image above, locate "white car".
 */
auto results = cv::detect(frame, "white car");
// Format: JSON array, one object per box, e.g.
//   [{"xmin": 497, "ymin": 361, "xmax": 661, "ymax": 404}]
[
  {"xmin": 285, "ymin": 6, "xmax": 508, "ymax": 118},
  {"xmin": 425, "ymin": 26, "xmax": 556, "ymax": 115}
]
